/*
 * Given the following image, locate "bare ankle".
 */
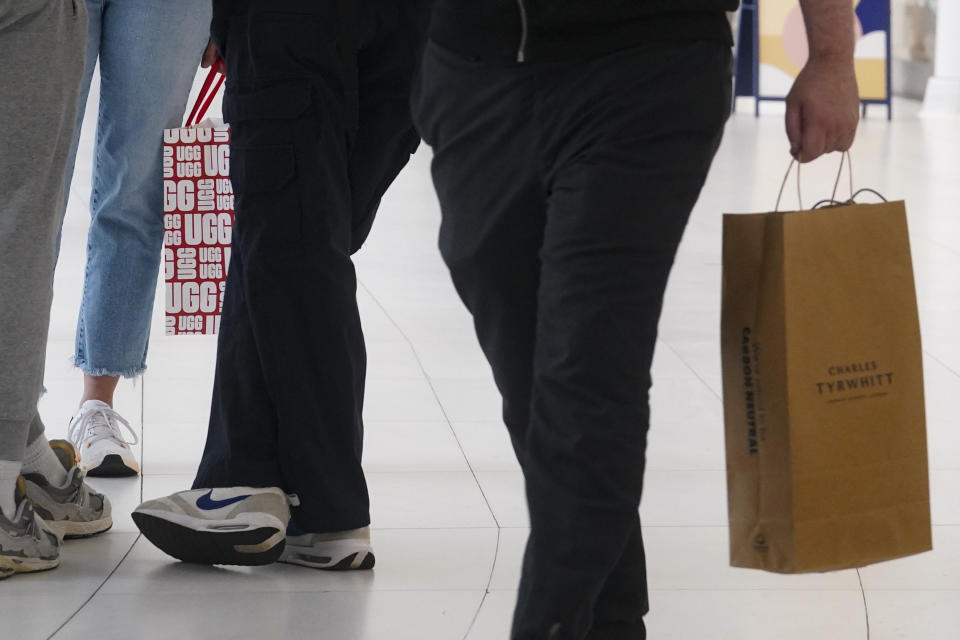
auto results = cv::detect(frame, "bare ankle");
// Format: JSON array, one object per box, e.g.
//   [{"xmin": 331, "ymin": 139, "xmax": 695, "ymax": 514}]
[{"xmin": 81, "ymin": 375, "xmax": 121, "ymax": 408}]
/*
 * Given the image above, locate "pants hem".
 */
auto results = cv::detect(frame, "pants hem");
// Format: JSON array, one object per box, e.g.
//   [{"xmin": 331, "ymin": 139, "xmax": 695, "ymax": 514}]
[{"xmin": 72, "ymin": 359, "xmax": 146, "ymax": 379}]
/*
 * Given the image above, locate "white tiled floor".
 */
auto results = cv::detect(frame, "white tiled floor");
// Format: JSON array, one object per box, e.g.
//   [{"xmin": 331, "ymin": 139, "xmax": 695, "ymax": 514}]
[{"xmin": 4, "ymin": 63, "xmax": 959, "ymax": 639}]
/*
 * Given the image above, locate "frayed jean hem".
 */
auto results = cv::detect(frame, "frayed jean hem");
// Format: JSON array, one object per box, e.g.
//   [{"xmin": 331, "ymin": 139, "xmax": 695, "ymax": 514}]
[{"xmin": 72, "ymin": 359, "xmax": 146, "ymax": 379}]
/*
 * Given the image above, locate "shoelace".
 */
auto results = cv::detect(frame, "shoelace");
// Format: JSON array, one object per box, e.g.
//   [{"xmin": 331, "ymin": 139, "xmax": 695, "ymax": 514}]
[
  {"xmin": 62, "ymin": 469, "xmax": 87, "ymax": 507},
  {"xmin": 68, "ymin": 405, "xmax": 140, "ymax": 451},
  {"xmin": 25, "ymin": 513, "xmax": 41, "ymax": 538},
  {"xmin": 11, "ymin": 501, "xmax": 41, "ymax": 539}
]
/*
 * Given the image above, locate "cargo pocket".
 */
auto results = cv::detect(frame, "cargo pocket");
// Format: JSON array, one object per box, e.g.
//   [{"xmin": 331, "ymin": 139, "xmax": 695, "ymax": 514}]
[{"xmin": 225, "ymin": 82, "xmax": 313, "ymax": 254}]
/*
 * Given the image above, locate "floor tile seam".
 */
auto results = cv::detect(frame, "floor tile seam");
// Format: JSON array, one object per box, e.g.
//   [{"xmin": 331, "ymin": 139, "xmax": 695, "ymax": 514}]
[
  {"xmin": 91, "ymin": 526, "xmax": 505, "ymax": 532},
  {"xmin": 451, "ymin": 464, "xmax": 960, "ymax": 472},
  {"xmin": 142, "ymin": 470, "xmax": 503, "ymax": 477},
  {"xmin": 368, "ymin": 374, "xmax": 452, "ymax": 381},
  {"xmin": 463, "ymin": 590, "xmax": 493, "ymax": 640},
  {"xmin": 856, "ymin": 568, "xmax": 872, "ymax": 640},
  {"xmin": 139, "ymin": 376, "xmax": 147, "ymax": 480},
  {"xmin": 485, "ymin": 587, "xmax": 870, "ymax": 593},
  {"xmin": 57, "ymin": 380, "xmax": 152, "ymax": 638},
  {"xmin": 371, "ymin": 526, "xmax": 505, "ymax": 531},
  {"xmin": 97, "ymin": 587, "xmax": 496, "ymax": 596},
  {"xmin": 860, "ymin": 587, "xmax": 960, "ymax": 592},
  {"xmin": 461, "ymin": 526, "xmax": 504, "ymax": 640},
  {"xmin": 141, "ymin": 467, "xmax": 490, "ymax": 476},
  {"xmin": 445, "ymin": 418, "xmax": 732, "ymax": 426},
  {"xmin": 365, "ymin": 419, "xmax": 456, "ymax": 425},
  {"xmin": 46, "ymin": 533, "xmax": 143, "ymax": 639},
  {"xmin": 658, "ymin": 340, "xmax": 724, "ymax": 402},
  {"xmin": 357, "ymin": 280, "xmax": 501, "ymax": 529},
  {"xmin": 923, "ymin": 349, "xmax": 960, "ymax": 379},
  {"xmin": 639, "ymin": 467, "xmax": 729, "ymax": 472},
  {"xmin": 391, "ymin": 376, "xmax": 496, "ymax": 382},
  {"xmin": 377, "ymin": 418, "xmax": 500, "ymax": 424},
  {"xmin": 929, "ymin": 239, "xmax": 960, "ymax": 258},
  {"xmin": 357, "ymin": 280, "xmax": 505, "ymax": 638},
  {"xmin": 468, "ymin": 468, "xmax": 741, "ymax": 474}
]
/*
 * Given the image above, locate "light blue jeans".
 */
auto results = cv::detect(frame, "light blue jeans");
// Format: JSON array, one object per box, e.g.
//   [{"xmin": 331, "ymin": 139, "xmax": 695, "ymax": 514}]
[{"xmin": 61, "ymin": 0, "xmax": 211, "ymax": 377}]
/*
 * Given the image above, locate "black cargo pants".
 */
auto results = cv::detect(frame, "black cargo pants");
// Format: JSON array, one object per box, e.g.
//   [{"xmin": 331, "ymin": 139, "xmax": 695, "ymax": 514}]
[
  {"xmin": 413, "ymin": 40, "xmax": 732, "ymax": 640},
  {"xmin": 193, "ymin": 0, "xmax": 426, "ymax": 533}
]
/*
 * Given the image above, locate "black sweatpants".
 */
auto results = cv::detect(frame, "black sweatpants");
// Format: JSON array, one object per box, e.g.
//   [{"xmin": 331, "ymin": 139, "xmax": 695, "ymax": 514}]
[
  {"xmin": 192, "ymin": 0, "xmax": 425, "ymax": 533},
  {"xmin": 413, "ymin": 40, "xmax": 732, "ymax": 640}
]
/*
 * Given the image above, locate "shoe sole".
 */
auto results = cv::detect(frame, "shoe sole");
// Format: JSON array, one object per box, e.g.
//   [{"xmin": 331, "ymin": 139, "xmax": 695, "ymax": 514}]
[
  {"xmin": 0, "ymin": 554, "xmax": 61, "ymax": 577},
  {"xmin": 281, "ymin": 550, "xmax": 376, "ymax": 571},
  {"xmin": 327, "ymin": 551, "xmax": 375, "ymax": 571},
  {"xmin": 85, "ymin": 454, "xmax": 139, "ymax": 477},
  {"xmin": 46, "ymin": 517, "xmax": 114, "ymax": 540},
  {"xmin": 132, "ymin": 512, "xmax": 285, "ymax": 566}
]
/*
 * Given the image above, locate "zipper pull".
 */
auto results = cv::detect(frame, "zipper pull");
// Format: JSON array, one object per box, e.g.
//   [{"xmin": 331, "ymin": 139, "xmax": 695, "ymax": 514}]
[{"xmin": 516, "ymin": 0, "xmax": 528, "ymax": 63}]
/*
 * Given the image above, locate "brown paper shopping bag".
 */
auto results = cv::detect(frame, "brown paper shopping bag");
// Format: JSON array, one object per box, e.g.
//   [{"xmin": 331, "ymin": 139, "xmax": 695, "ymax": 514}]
[{"xmin": 720, "ymin": 160, "xmax": 932, "ymax": 573}]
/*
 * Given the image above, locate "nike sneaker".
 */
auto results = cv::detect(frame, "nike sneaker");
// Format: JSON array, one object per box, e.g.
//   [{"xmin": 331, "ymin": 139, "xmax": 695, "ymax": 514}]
[
  {"xmin": 133, "ymin": 486, "xmax": 291, "ymax": 566},
  {"xmin": 68, "ymin": 399, "xmax": 140, "ymax": 477},
  {"xmin": 279, "ymin": 523, "xmax": 375, "ymax": 570},
  {"xmin": 0, "ymin": 477, "xmax": 61, "ymax": 579},
  {"xmin": 22, "ymin": 439, "xmax": 113, "ymax": 539}
]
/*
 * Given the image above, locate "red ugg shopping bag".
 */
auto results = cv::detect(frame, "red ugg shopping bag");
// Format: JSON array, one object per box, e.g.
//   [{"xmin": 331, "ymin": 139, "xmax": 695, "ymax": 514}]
[{"xmin": 162, "ymin": 64, "xmax": 233, "ymax": 335}]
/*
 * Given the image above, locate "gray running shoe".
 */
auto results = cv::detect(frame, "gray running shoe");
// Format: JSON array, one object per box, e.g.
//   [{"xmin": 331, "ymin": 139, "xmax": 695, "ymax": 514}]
[
  {"xmin": 0, "ymin": 477, "xmax": 61, "ymax": 579},
  {"xmin": 22, "ymin": 440, "xmax": 112, "ymax": 539},
  {"xmin": 279, "ymin": 525, "xmax": 375, "ymax": 571}
]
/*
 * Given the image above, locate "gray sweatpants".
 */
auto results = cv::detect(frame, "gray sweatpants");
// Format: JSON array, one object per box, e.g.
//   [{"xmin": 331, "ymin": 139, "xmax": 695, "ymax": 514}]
[{"xmin": 0, "ymin": 0, "xmax": 87, "ymax": 461}]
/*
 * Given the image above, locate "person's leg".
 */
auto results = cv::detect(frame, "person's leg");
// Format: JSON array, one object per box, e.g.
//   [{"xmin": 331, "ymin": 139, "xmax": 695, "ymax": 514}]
[
  {"xmin": 80, "ymin": 374, "xmax": 119, "ymax": 406},
  {"xmin": 512, "ymin": 42, "xmax": 732, "ymax": 639},
  {"xmin": 3, "ymin": 0, "xmax": 112, "ymax": 535},
  {"xmin": 275, "ymin": 2, "xmax": 426, "ymax": 571},
  {"xmin": 57, "ymin": 0, "xmax": 102, "ymax": 256},
  {"xmin": 65, "ymin": 0, "xmax": 211, "ymax": 475},
  {"xmin": 140, "ymin": 0, "xmax": 363, "ymax": 567},
  {"xmin": 0, "ymin": 0, "xmax": 87, "ymax": 576},
  {"xmin": 585, "ymin": 519, "xmax": 647, "ymax": 640},
  {"xmin": 193, "ymin": 245, "xmax": 284, "ymax": 490},
  {"xmin": 144, "ymin": 0, "xmax": 425, "ymax": 569},
  {"xmin": 194, "ymin": 0, "xmax": 368, "ymax": 533},
  {"xmin": 0, "ymin": 0, "xmax": 87, "ymax": 491},
  {"xmin": 412, "ymin": 42, "xmax": 545, "ymax": 464},
  {"xmin": 172, "ymin": 145, "xmax": 290, "ymax": 567},
  {"xmin": 417, "ymin": 41, "xmax": 651, "ymax": 638},
  {"xmin": 22, "ymin": 415, "xmax": 67, "ymax": 486},
  {"xmin": 346, "ymin": 4, "xmax": 424, "ymax": 252},
  {"xmin": 74, "ymin": 0, "xmax": 210, "ymax": 379},
  {"xmin": 270, "ymin": 2, "xmax": 424, "ymax": 519}
]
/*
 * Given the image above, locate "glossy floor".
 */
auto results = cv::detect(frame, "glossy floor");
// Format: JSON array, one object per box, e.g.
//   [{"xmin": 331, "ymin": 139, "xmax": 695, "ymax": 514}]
[{"xmin": 6, "ymin": 67, "xmax": 960, "ymax": 639}]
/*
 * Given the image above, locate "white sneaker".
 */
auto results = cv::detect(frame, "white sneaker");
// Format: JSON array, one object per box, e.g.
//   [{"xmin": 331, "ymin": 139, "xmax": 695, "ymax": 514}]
[
  {"xmin": 279, "ymin": 525, "xmax": 375, "ymax": 571},
  {"xmin": 133, "ymin": 487, "xmax": 291, "ymax": 566},
  {"xmin": 68, "ymin": 400, "xmax": 140, "ymax": 477}
]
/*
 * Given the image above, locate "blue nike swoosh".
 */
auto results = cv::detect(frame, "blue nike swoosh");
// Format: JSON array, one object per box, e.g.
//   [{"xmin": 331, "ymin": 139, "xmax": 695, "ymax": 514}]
[{"xmin": 196, "ymin": 490, "xmax": 252, "ymax": 511}]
